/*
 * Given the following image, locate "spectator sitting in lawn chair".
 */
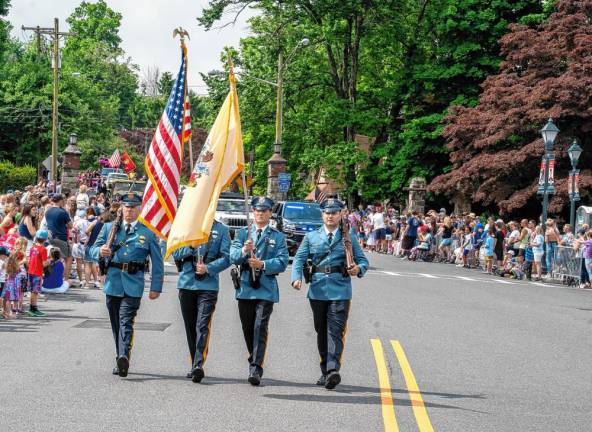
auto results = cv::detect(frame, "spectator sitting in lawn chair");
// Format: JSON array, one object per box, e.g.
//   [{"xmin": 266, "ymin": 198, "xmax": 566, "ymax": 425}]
[{"xmin": 409, "ymin": 229, "xmax": 434, "ymax": 261}]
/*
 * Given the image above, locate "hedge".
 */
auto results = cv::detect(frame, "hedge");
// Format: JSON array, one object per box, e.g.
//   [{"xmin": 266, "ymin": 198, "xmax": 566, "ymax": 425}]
[{"xmin": 0, "ymin": 160, "xmax": 37, "ymax": 192}]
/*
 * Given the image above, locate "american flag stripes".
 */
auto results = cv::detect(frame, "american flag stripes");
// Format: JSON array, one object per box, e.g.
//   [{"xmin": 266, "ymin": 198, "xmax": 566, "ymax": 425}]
[
  {"xmin": 108, "ymin": 149, "xmax": 121, "ymax": 168},
  {"xmin": 183, "ymin": 96, "xmax": 192, "ymax": 144},
  {"xmin": 139, "ymin": 46, "xmax": 189, "ymax": 239},
  {"xmin": 314, "ymin": 184, "xmax": 327, "ymax": 203}
]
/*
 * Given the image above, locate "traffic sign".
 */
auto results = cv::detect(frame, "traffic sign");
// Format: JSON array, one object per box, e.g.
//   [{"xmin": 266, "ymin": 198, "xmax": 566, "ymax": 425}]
[{"xmin": 278, "ymin": 173, "xmax": 291, "ymax": 193}]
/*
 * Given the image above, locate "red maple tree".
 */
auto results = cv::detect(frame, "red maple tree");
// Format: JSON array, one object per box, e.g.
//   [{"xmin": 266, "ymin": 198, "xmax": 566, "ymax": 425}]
[{"xmin": 429, "ymin": 0, "xmax": 592, "ymax": 216}]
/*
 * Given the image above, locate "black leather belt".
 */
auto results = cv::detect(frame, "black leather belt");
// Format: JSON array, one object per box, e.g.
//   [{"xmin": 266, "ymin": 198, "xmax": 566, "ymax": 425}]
[
  {"xmin": 175, "ymin": 255, "xmax": 216, "ymax": 266},
  {"xmin": 108, "ymin": 261, "xmax": 147, "ymax": 274},
  {"xmin": 312, "ymin": 265, "xmax": 345, "ymax": 275}
]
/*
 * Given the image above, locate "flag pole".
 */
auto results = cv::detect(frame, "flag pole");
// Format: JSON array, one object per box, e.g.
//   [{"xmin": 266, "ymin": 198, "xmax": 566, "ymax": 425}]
[
  {"xmin": 229, "ymin": 56, "xmax": 256, "ymax": 281},
  {"xmin": 228, "ymin": 56, "xmax": 251, "ymax": 225},
  {"xmin": 174, "ymin": 27, "xmax": 193, "ymax": 173}
]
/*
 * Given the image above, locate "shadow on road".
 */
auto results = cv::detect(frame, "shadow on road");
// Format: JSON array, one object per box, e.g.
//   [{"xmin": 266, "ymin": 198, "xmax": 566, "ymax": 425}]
[
  {"xmin": 262, "ymin": 392, "xmax": 487, "ymax": 413},
  {"xmin": 121, "ymin": 372, "xmax": 487, "ymax": 413},
  {"xmin": 0, "ymin": 311, "xmax": 91, "ymax": 333}
]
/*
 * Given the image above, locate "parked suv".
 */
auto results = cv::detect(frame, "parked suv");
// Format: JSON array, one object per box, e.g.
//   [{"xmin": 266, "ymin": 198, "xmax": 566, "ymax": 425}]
[
  {"xmin": 271, "ymin": 201, "xmax": 323, "ymax": 255},
  {"xmin": 216, "ymin": 192, "xmax": 252, "ymax": 237}
]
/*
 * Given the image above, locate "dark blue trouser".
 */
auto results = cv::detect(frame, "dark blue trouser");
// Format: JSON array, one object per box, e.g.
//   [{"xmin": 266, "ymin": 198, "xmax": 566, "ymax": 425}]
[
  {"xmin": 238, "ymin": 299, "xmax": 274, "ymax": 375},
  {"xmin": 309, "ymin": 299, "xmax": 351, "ymax": 375},
  {"xmin": 178, "ymin": 289, "xmax": 218, "ymax": 369},
  {"xmin": 106, "ymin": 295, "xmax": 141, "ymax": 359}
]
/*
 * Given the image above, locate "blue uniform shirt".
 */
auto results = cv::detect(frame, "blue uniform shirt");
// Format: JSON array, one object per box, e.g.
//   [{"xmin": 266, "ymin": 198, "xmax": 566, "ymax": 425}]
[
  {"xmin": 230, "ymin": 225, "xmax": 289, "ymax": 303},
  {"xmin": 172, "ymin": 221, "xmax": 231, "ymax": 291},
  {"xmin": 90, "ymin": 220, "xmax": 164, "ymax": 298},
  {"xmin": 291, "ymin": 226, "xmax": 369, "ymax": 301}
]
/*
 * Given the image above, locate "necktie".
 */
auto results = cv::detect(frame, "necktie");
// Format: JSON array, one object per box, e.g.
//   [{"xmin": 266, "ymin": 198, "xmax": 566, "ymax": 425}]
[
  {"xmin": 125, "ymin": 223, "xmax": 131, "ymax": 235},
  {"xmin": 255, "ymin": 229, "xmax": 262, "ymax": 245},
  {"xmin": 328, "ymin": 232, "xmax": 333, "ymax": 244}
]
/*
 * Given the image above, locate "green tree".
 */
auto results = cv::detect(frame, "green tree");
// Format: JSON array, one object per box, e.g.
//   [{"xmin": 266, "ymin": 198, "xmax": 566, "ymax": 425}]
[{"xmin": 0, "ymin": 0, "xmax": 10, "ymax": 60}]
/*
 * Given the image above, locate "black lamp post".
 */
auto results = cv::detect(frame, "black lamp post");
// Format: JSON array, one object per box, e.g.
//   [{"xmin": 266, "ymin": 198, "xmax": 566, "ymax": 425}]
[
  {"xmin": 567, "ymin": 138, "xmax": 583, "ymax": 233},
  {"xmin": 538, "ymin": 118, "xmax": 559, "ymax": 224}
]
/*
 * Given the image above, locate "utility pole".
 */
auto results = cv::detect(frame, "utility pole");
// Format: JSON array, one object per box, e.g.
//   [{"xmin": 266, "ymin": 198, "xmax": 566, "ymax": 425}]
[{"xmin": 22, "ymin": 19, "xmax": 73, "ymax": 183}]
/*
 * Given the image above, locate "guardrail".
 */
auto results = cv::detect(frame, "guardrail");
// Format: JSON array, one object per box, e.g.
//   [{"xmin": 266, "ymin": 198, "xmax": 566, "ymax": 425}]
[{"xmin": 552, "ymin": 245, "xmax": 581, "ymax": 285}]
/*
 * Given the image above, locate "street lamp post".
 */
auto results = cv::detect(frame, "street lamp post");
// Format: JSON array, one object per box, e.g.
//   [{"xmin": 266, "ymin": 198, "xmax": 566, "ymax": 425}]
[
  {"xmin": 272, "ymin": 38, "xmax": 309, "ymax": 157},
  {"xmin": 266, "ymin": 38, "xmax": 309, "ymax": 201},
  {"xmin": 567, "ymin": 138, "xmax": 583, "ymax": 233},
  {"xmin": 538, "ymin": 118, "xmax": 559, "ymax": 224}
]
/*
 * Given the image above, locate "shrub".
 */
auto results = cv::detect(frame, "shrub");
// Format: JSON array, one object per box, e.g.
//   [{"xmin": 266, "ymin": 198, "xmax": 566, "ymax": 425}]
[{"xmin": 0, "ymin": 160, "xmax": 37, "ymax": 192}]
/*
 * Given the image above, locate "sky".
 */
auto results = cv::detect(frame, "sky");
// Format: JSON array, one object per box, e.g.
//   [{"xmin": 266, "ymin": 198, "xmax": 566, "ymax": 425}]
[{"xmin": 7, "ymin": 0, "xmax": 255, "ymax": 93}]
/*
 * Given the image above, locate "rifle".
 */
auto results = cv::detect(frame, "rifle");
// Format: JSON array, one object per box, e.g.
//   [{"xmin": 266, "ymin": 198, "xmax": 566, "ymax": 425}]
[
  {"xmin": 195, "ymin": 248, "xmax": 207, "ymax": 281},
  {"xmin": 241, "ymin": 225, "xmax": 266, "ymax": 289},
  {"xmin": 98, "ymin": 208, "xmax": 123, "ymax": 276},
  {"xmin": 340, "ymin": 218, "xmax": 356, "ymax": 275}
]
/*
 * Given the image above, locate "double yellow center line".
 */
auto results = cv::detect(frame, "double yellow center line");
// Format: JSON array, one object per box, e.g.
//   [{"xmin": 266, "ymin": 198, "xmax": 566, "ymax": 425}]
[{"xmin": 370, "ymin": 339, "xmax": 434, "ymax": 432}]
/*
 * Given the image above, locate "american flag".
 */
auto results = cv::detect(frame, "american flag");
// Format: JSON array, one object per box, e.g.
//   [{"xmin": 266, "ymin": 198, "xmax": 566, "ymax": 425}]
[
  {"xmin": 314, "ymin": 184, "xmax": 327, "ymax": 203},
  {"xmin": 108, "ymin": 149, "xmax": 121, "ymax": 168},
  {"xmin": 139, "ymin": 46, "xmax": 190, "ymax": 239}
]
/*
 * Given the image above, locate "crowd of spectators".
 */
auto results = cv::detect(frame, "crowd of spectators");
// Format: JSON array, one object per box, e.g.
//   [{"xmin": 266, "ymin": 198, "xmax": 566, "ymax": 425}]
[
  {"xmin": 347, "ymin": 205, "xmax": 592, "ymax": 289},
  {"xmin": 0, "ymin": 181, "xmax": 117, "ymax": 319}
]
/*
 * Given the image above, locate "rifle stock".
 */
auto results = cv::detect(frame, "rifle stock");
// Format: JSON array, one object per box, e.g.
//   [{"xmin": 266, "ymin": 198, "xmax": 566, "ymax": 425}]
[
  {"xmin": 98, "ymin": 208, "xmax": 123, "ymax": 276},
  {"xmin": 341, "ymin": 218, "xmax": 355, "ymax": 270}
]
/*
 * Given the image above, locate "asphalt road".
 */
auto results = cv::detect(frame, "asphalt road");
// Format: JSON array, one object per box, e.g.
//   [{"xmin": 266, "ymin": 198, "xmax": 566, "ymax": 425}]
[{"xmin": 1, "ymin": 255, "xmax": 591, "ymax": 432}]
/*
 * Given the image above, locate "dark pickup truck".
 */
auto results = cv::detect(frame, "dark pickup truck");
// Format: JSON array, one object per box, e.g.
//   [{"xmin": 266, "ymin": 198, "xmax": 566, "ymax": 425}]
[{"xmin": 271, "ymin": 201, "xmax": 323, "ymax": 255}]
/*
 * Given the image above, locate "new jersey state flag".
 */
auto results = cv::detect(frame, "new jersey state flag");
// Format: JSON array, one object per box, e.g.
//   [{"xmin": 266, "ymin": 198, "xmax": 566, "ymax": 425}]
[
  {"xmin": 165, "ymin": 70, "xmax": 245, "ymax": 257},
  {"xmin": 121, "ymin": 151, "xmax": 136, "ymax": 173}
]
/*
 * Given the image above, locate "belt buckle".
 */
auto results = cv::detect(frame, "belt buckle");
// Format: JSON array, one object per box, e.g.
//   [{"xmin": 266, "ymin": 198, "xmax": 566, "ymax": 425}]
[
  {"xmin": 324, "ymin": 267, "xmax": 331, "ymax": 274},
  {"xmin": 122, "ymin": 262, "xmax": 129, "ymax": 272}
]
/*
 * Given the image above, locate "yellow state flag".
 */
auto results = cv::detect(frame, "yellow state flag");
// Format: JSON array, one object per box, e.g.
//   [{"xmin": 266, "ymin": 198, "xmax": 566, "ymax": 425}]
[{"xmin": 166, "ymin": 70, "xmax": 245, "ymax": 257}]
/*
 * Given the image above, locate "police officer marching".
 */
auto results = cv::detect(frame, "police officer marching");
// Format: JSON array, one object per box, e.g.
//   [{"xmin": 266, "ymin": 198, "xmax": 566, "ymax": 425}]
[
  {"xmin": 90, "ymin": 193, "xmax": 164, "ymax": 378},
  {"xmin": 291, "ymin": 198, "xmax": 369, "ymax": 390},
  {"xmin": 172, "ymin": 220, "xmax": 231, "ymax": 383},
  {"xmin": 230, "ymin": 197, "xmax": 288, "ymax": 386}
]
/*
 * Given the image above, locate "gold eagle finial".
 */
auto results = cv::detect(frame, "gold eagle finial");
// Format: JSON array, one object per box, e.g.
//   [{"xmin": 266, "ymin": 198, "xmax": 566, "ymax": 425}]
[{"xmin": 173, "ymin": 27, "xmax": 190, "ymax": 41}]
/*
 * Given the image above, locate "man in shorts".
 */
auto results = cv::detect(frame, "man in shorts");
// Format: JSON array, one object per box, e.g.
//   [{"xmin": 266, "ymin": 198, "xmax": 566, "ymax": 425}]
[
  {"xmin": 372, "ymin": 206, "xmax": 387, "ymax": 253},
  {"xmin": 44, "ymin": 194, "xmax": 74, "ymax": 285}
]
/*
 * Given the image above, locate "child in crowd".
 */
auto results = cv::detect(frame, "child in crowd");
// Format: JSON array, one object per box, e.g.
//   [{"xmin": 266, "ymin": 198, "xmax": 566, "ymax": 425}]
[
  {"xmin": 522, "ymin": 240, "xmax": 534, "ymax": 281},
  {"xmin": 498, "ymin": 250, "xmax": 525, "ymax": 279},
  {"xmin": 2, "ymin": 254, "xmax": 21, "ymax": 318},
  {"xmin": 27, "ymin": 230, "xmax": 49, "ymax": 317},
  {"xmin": 13, "ymin": 236, "xmax": 29, "ymax": 313},
  {"xmin": 483, "ymin": 227, "xmax": 495, "ymax": 274},
  {"xmin": 41, "ymin": 248, "xmax": 68, "ymax": 294},
  {"xmin": 0, "ymin": 246, "xmax": 8, "ymax": 318},
  {"xmin": 461, "ymin": 226, "xmax": 473, "ymax": 268},
  {"xmin": 364, "ymin": 217, "xmax": 374, "ymax": 252}
]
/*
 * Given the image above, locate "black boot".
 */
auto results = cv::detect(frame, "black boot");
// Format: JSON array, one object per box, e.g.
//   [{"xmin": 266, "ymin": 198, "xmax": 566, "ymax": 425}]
[
  {"xmin": 116, "ymin": 356, "xmax": 129, "ymax": 378},
  {"xmin": 316, "ymin": 375, "xmax": 327, "ymax": 386},
  {"xmin": 325, "ymin": 371, "xmax": 341, "ymax": 390},
  {"xmin": 191, "ymin": 367, "xmax": 205, "ymax": 383},
  {"xmin": 248, "ymin": 370, "xmax": 261, "ymax": 386}
]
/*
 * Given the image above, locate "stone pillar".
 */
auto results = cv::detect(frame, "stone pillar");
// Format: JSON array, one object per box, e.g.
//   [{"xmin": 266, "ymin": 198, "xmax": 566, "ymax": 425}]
[
  {"xmin": 61, "ymin": 142, "xmax": 82, "ymax": 192},
  {"xmin": 451, "ymin": 192, "xmax": 471, "ymax": 215},
  {"xmin": 404, "ymin": 177, "xmax": 427, "ymax": 214},
  {"xmin": 267, "ymin": 152, "xmax": 287, "ymax": 202}
]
